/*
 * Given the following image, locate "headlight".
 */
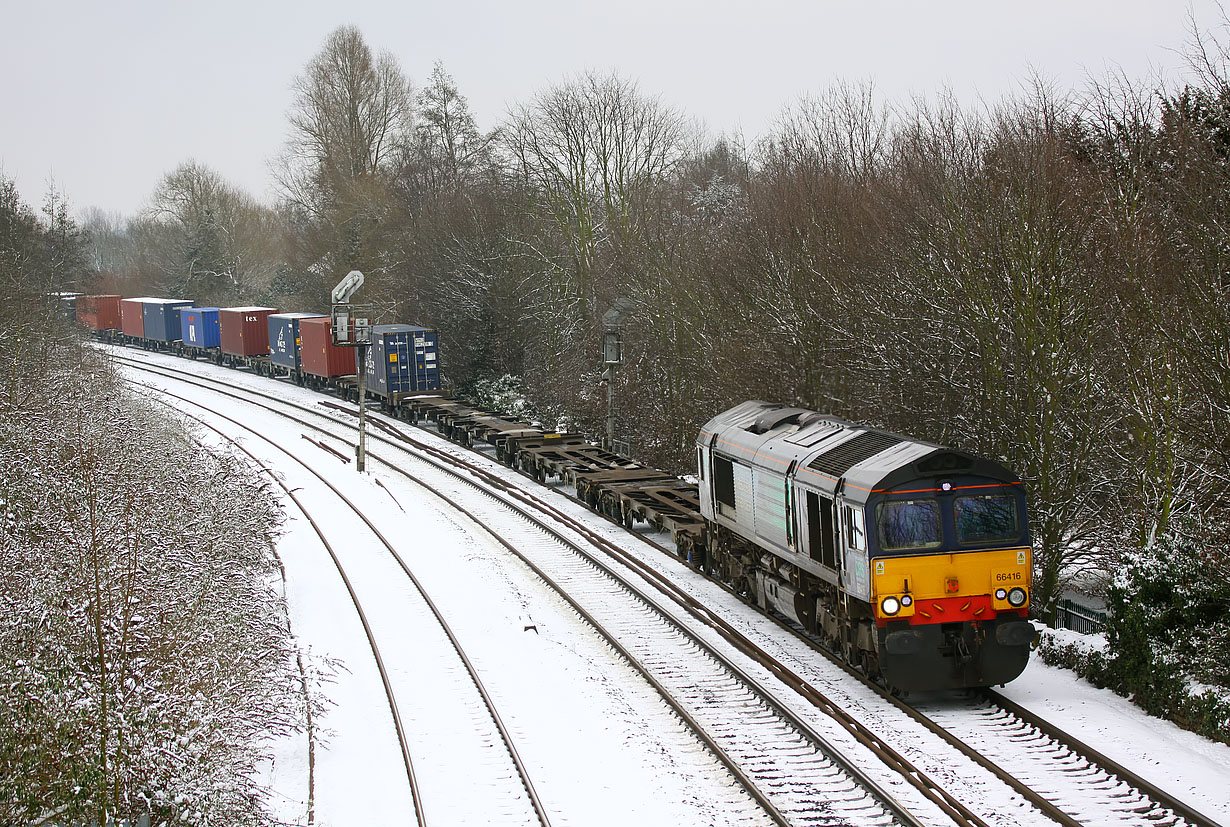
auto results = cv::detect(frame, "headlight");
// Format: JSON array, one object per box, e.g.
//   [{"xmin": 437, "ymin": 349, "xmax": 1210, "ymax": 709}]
[
  {"xmin": 1007, "ymin": 587, "xmax": 1028, "ymax": 607},
  {"xmin": 881, "ymin": 596, "xmax": 901, "ymax": 616},
  {"xmin": 995, "ymin": 588, "xmax": 1007, "ymax": 600},
  {"xmin": 900, "ymin": 594, "xmax": 913, "ymax": 607}
]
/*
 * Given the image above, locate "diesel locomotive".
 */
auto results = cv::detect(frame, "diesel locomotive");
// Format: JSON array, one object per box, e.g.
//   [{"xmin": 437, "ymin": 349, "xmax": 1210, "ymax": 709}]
[{"xmin": 696, "ymin": 401, "xmax": 1036, "ymax": 692}]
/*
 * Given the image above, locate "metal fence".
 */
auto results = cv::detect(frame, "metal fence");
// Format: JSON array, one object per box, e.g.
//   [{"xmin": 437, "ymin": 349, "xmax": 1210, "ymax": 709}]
[{"xmin": 1055, "ymin": 598, "xmax": 1108, "ymax": 634}]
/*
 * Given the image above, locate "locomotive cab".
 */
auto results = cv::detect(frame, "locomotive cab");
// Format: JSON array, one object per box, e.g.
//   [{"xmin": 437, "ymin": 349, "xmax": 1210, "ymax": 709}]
[{"xmin": 856, "ymin": 452, "xmax": 1036, "ymax": 691}]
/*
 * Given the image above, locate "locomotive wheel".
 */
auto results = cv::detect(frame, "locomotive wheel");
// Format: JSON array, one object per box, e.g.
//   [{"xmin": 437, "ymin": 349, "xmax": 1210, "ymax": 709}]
[
  {"xmin": 860, "ymin": 650, "xmax": 880, "ymax": 681},
  {"xmin": 839, "ymin": 631, "xmax": 856, "ymax": 666}
]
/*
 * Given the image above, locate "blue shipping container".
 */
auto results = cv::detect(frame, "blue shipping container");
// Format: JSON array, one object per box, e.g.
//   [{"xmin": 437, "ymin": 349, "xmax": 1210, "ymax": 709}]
[
  {"xmin": 181, "ymin": 307, "xmax": 221, "ymax": 349},
  {"xmin": 364, "ymin": 324, "xmax": 440, "ymax": 397},
  {"xmin": 268, "ymin": 312, "xmax": 325, "ymax": 370},
  {"xmin": 141, "ymin": 299, "xmax": 194, "ymax": 342}
]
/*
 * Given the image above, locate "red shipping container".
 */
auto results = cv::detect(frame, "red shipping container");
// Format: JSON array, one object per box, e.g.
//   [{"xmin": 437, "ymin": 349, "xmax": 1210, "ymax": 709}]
[
  {"xmin": 299, "ymin": 316, "xmax": 358, "ymax": 378},
  {"xmin": 219, "ymin": 306, "xmax": 278, "ymax": 356},
  {"xmin": 120, "ymin": 298, "xmax": 154, "ymax": 337},
  {"xmin": 76, "ymin": 294, "xmax": 122, "ymax": 331}
]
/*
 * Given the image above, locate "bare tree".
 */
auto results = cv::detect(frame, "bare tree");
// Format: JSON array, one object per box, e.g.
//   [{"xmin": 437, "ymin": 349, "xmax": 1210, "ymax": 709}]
[
  {"xmin": 279, "ymin": 26, "xmax": 413, "ymax": 211},
  {"xmin": 407, "ymin": 61, "xmax": 496, "ymax": 198},
  {"xmin": 134, "ymin": 162, "xmax": 287, "ymax": 304},
  {"xmin": 80, "ymin": 207, "xmax": 130, "ymax": 285},
  {"xmin": 504, "ymin": 71, "xmax": 689, "ymax": 317},
  {"xmin": 275, "ymin": 26, "xmax": 414, "ymax": 300}
]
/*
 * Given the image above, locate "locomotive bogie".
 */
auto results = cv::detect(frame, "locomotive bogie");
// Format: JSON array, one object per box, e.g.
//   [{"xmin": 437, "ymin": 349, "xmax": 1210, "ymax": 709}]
[{"xmin": 876, "ymin": 617, "xmax": 1033, "ymax": 691}]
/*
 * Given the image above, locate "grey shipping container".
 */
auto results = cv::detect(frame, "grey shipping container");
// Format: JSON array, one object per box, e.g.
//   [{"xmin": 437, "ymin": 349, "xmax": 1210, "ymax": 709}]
[
  {"xmin": 363, "ymin": 324, "xmax": 440, "ymax": 397},
  {"xmin": 142, "ymin": 299, "xmax": 194, "ymax": 342},
  {"xmin": 268, "ymin": 312, "xmax": 325, "ymax": 370}
]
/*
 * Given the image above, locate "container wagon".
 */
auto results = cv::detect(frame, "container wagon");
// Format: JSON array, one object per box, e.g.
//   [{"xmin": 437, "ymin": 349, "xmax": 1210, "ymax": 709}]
[
  {"xmin": 219, "ymin": 307, "xmax": 278, "ymax": 367},
  {"xmin": 180, "ymin": 307, "xmax": 221, "ymax": 356},
  {"xmin": 120, "ymin": 298, "xmax": 155, "ymax": 339},
  {"xmin": 299, "ymin": 316, "xmax": 357, "ymax": 381},
  {"xmin": 364, "ymin": 324, "xmax": 440, "ymax": 404}
]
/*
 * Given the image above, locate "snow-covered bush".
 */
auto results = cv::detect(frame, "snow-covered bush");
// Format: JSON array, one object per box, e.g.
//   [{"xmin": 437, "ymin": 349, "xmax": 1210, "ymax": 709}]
[
  {"xmin": 1036, "ymin": 627, "xmax": 1112, "ymax": 686},
  {"xmin": 468, "ymin": 373, "xmax": 534, "ymax": 420},
  {"xmin": 1101, "ymin": 526, "xmax": 1230, "ymax": 741},
  {"xmin": 1039, "ymin": 524, "xmax": 1230, "ymax": 744},
  {"xmin": 0, "ymin": 301, "xmax": 310, "ymax": 824}
]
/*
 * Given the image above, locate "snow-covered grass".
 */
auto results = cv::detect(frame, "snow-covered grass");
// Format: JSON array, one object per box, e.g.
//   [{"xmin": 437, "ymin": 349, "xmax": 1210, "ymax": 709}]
[{"xmin": 0, "ymin": 338, "xmax": 306, "ymax": 826}]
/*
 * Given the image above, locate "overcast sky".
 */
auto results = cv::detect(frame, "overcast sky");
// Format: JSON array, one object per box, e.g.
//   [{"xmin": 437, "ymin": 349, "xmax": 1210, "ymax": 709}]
[{"xmin": 1, "ymin": 0, "xmax": 1225, "ymax": 219}]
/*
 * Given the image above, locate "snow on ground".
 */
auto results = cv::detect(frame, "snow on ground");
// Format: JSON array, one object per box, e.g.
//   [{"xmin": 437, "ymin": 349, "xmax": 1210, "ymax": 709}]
[{"xmin": 114, "ymin": 346, "xmax": 1230, "ymax": 827}]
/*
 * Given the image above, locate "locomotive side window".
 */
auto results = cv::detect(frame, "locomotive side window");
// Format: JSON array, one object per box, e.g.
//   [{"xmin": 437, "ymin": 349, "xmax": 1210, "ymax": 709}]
[
  {"xmin": 714, "ymin": 455, "xmax": 736, "ymax": 511},
  {"xmin": 844, "ymin": 506, "xmax": 866, "ymax": 550},
  {"xmin": 955, "ymin": 494, "xmax": 1019, "ymax": 543},
  {"xmin": 784, "ymin": 476, "xmax": 796, "ymax": 549},
  {"xmin": 877, "ymin": 500, "xmax": 942, "ymax": 550},
  {"xmin": 806, "ymin": 491, "xmax": 838, "ymax": 568},
  {"xmin": 697, "ymin": 448, "xmax": 705, "ymax": 481}
]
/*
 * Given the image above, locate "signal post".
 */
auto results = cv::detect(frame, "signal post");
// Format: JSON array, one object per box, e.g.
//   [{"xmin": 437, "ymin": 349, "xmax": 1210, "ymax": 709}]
[{"xmin": 331, "ymin": 270, "xmax": 372, "ymax": 472}]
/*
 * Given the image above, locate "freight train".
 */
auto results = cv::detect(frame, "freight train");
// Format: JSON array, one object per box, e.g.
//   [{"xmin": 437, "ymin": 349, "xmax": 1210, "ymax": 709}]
[
  {"xmin": 75, "ymin": 294, "xmax": 440, "ymax": 401},
  {"xmin": 71, "ymin": 292, "xmax": 1036, "ymax": 693}
]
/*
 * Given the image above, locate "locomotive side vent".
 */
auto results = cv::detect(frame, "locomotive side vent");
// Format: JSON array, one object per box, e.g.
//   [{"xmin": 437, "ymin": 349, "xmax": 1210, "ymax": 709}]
[{"xmin": 808, "ymin": 431, "xmax": 902, "ymax": 477}]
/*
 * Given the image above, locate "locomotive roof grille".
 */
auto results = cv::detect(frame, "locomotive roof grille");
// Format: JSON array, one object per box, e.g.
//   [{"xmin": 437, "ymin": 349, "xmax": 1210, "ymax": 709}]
[{"xmin": 808, "ymin": 430, "xmax": 903, "ymax": 477}]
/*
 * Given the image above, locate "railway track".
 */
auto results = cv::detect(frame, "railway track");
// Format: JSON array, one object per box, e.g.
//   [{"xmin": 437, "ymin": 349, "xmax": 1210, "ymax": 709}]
[
  {"xmin": 782, "ymin": 624, "xmax": 1222, "ymax": 827},
  {"xmin": 130, "ymin": 380, "xmax": 552, "ymax": 827},
  {"xmin": 679, "ymin": 519, "xmax": 1226, "ymax": 827},
  {"xmin": 110, "ymin": 347, "xmax": 1226, "ymax": 827},
  {"xmin": 364, "ymin": 420, "xmax": 921, "ymax": 827},
  {"xmin": 366, "ymin": 392, "xmax": 1224, "ymax": 827},
  {"xmin": 918, "ymin": 690, "xmax": 1219, "ymax": 827}
]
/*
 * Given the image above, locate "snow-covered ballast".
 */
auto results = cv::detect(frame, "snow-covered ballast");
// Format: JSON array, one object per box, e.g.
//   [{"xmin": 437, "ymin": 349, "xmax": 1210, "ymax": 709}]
[{"xmin": 696, "ymin": 401, "xmax": 1036, "ymax": 692}]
